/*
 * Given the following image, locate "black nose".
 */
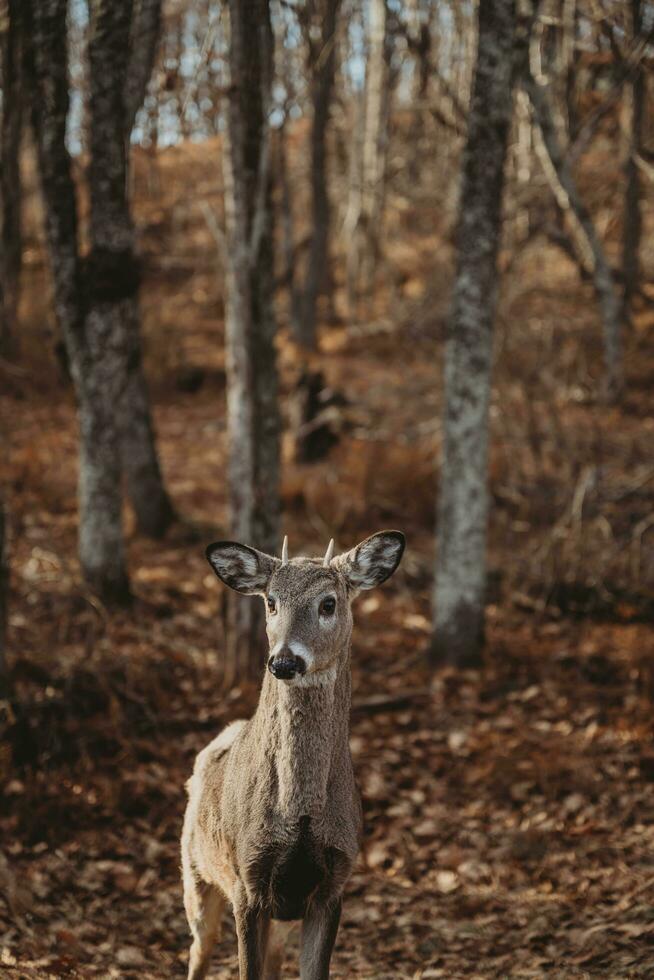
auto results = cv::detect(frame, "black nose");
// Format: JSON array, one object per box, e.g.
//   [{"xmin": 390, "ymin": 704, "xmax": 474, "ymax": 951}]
[{"xmin": 268, "ymin": 651, "xmax": 306, "ymax": 680}]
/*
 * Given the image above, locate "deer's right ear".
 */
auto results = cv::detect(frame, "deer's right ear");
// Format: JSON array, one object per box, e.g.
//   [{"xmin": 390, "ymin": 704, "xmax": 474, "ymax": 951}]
[{"xmin": 205, "ymin": 542, "xmax": 278, "ymax": 595}]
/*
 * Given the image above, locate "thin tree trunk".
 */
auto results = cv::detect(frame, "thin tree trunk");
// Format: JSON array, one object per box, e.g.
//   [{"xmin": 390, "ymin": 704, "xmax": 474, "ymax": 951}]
[
  {"xmin": 525, "ymin": 72, "xmax": 623, "ymax": 400},
  {"xmin": 431, "ymin": 0, "xmax": 516, "ymax": 669},
  {"xmin": 277, "ymin": 120, "xmax": 302, "ymax": 338},
  {"xmin": 359, "ymin": 0, "xmax": 388, "ymax": 290},
  {"xmin": 0, "ymin": 500, "xmax": 8, "ymax": 698},
  {"xmin": 560, "ymin": 0, "xmax": 577, "ymax": 137},
  {"xmin": 124, "ymin": 0, "xmax": 162, "ymax": 137},
  {"xmin": 345, "ymin": 0, "xmax": 389, "ymax": 306},
  {"xmin": 344, "ymin": 91, "xmax": 365, "ymax": 308},
  {"xmin": 222, "ymin": 0, "xmax": 280, "ymax": 682},
  {"xmin": 405, "ymin": 0, "xmax": 432, "ymax": 181},
  {"xmin": 296, "ymin": 0, "xmax": 341, "ymax": 350},
  {"xmin": 0, "ymin": 0, "xmax": 23, "ymax": 356},
  {"xmin": 25, "ymin": 0, "xmax": 130, "ymax": 602},
  {"xmin": 622, "ymin": 0, "xmax": 644, "ymax": 309}
]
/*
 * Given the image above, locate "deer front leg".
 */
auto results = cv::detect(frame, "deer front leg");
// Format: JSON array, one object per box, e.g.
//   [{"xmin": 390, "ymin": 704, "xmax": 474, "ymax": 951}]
[
  {"xmin": 233, "ymin": 883, "xmax": 271, "ymax": 980},
  {"xmin": 299, "ymin": 898, "xmax": 342, "ymax": 980},
  {"xmin": 183, "ymin": 872, "xmax": 225, "ymax": 980}
]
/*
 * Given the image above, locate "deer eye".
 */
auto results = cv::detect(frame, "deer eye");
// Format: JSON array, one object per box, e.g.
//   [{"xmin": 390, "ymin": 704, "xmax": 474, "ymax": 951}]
[
  {"xmin": 319, "ymin": 596, "xmax": 336, "ymax": 617},
  {"xmin": 267, "ymin": 596, "xmax": 277, "ymax": 614}
]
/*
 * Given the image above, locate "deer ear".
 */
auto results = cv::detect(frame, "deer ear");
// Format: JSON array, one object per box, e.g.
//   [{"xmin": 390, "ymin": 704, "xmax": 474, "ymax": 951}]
[
  {"xmin": 332, "ymin": 531, "xmax": 405, "ymax": 592},
  {"xmin": 206, "ymin": 541, "xmax": 278, "ymax": 595}
]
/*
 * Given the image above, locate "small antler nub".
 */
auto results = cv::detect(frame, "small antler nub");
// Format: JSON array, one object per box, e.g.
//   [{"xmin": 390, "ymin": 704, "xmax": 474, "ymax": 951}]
[
  {"xmin": 323, "ymin": 538, "xmax": 334, "ymax": 566},
  {"xmin": 281, "ymin": 535, "xmax": 289, "ymax": 565}
]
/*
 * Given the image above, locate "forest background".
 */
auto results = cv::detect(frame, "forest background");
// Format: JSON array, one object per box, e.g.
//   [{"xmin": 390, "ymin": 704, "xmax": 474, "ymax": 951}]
[{"xmin": 1, "ymin": 0, "xmax": 654, "ymax": 976}]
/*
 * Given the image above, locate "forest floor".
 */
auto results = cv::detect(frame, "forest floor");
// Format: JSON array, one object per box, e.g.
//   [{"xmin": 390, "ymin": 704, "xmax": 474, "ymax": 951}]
[{"xmin": 2, "ymin": 135, "xmax": 654, "ymax": 977}]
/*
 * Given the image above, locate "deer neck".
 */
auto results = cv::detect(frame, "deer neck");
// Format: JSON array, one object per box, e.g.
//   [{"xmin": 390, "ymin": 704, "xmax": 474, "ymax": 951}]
[{"xmin": 253, "ymin": 649, "xmax": 351, "ymax": 820}]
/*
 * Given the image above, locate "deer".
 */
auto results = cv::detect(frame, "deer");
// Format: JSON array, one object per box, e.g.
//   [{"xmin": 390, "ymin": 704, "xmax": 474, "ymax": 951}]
[{"xmin": 181, "ymin": 530, "xmax": 405, "ymax": 980}]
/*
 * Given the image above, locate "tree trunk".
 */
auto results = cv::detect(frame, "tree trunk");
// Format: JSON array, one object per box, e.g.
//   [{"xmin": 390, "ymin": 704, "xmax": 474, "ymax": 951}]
[
  {"xmin": 430, "ymin": 0, "xmax": 516, "ymax": 669},
  {"xmin": 119, "ymin": 333, "xmax": 174, "ymax": 537},
  {"xmin": 0, "ymin": 0, "xmax": 23, "ymax": 356},
  {"xmin": 296, "ymin": 0, "xmax": 341, "ymax": 350},
  {"xmin": 88, "ymin": 0, "xmax": 173, "ymax": 540},
  {"xmin": 277, "ymin": 117, "xmax": 303, "ymax": 339},
  {"xmin": 622, "ymin": 0, "xmax": 644, "ymax": 309},
  {"xmin": 25, "ymin": 0, "xmax": 130, "ymax": 602},
  {"xmin": 525, "ymin": 72, "xmax": 623, "ymax": 400},
  {"xmin": 343, "ymin": 91, "xmax": 365, "ymax": 307},
  {"xmin": 124, "ymin": 0, "xmax": 162, "ymax": 137},
  {"xmin": 405, "ymin": 2, "xmax": 432, "ymax": 182},
  {"xmin": 560, "ymin": 0, "xmax": 577, "ymax": 138},
  {"xmin": 0, "ymin": 500, "xmax": 8, "ymax": 698},
  {"xmin": 222, "ymin": 0, "xmax": 280, "ymax": 682},
  {"xmin": 345, "ymin": 0, "xmax": 389, "ymax": 306},
  {"xmin": 359, "ymin": 0, "xmax": 388, "ymax": 291}
]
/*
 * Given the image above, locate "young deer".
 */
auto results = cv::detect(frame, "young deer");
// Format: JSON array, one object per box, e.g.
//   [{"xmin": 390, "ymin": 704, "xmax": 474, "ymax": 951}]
[{"xmin": 181, "ymin": 530, "xmax": 405, "ymax": 980}]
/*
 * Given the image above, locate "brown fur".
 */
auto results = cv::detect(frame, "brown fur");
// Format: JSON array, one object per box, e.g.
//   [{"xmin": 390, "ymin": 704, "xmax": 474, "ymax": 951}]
[{"xmin": 181, "ymin": 532, "xmax": 404, "ymax": 979}]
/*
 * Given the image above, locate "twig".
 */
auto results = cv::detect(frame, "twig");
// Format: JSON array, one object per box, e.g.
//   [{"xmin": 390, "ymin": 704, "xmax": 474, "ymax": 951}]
[{"xmin": 199, "ymin": 200, "xmax": 227, "ymax": 268}]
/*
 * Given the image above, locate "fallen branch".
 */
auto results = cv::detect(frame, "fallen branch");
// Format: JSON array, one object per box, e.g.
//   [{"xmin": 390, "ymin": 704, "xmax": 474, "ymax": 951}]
[{"xmin": 352, "ymin": 687, "xmax": 430, "ymax": 715}]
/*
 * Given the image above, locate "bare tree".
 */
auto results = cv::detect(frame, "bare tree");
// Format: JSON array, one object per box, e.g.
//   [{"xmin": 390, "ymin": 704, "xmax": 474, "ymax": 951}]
[
  {"xmin": 622, "ymin": 0, "xmax": 645, "ymax": 309},
  {"xmin": 221, "ymin": 0, "xmax": 280, "ymax": 682},
  {"xmin": 107, "ymin": 0, "xmax": 174, "ymax": 540},
  {"xmin": 87, "ymin": 0, "xmax": 174, "ymax": 545},
  {"xmin": 0, "ymin": 0, "xmax": 23, "ymax": 356},
  {"xmin": 25, "ymin": 0, "xmax": 172, "ymax": 600},
  {"xmin": 26, "ymin": 0, "xmax": 130, "ymax": 600},
  {"xmin": 524, "ymin": 69, "xmax": 623, "ymax": 400},
  {"xmin": 559, "ymin": 0, "xmax": 578, "ymax": 137},
  {"xmin": 0, "ymin": 500, "xmax": 8, "ymax": 698},
  {"xmin": 276, "ymin": 115, "xmax": 303, "ymax": 336},
  {"xmin": 345, "ymin": 0, "xmax": 390, "ymax": 304},
  {"xmin": 400, "ymin": 0, "xmax": 433, "ymax": 181},
  {"xmin": 124, "ymin": 0, "xmax": 163, "ymax": 137},
  {"xmin": 430, "ymin": 0, "xmax": 516, "ymax": 668},
  {"xmin": 295, "ymin": 0, "xmax": 341, "ymax": 350}
]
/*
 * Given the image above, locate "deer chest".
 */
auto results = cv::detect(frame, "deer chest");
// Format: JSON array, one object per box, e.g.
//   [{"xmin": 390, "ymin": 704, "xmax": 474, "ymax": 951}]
[{"xmin": 252, "ymin": 815, "xmax": 334, "ymax": 921}]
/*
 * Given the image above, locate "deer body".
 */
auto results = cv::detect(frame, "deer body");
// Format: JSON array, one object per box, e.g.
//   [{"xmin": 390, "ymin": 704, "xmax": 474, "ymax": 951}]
[{"xmin": 182, "ymin": 532, "xmax": 405, "ymax": 979}]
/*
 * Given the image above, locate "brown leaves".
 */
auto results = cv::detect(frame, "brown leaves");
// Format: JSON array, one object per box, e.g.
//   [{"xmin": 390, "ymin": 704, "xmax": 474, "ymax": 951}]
[{"xmin": 5, "ymin": 173, "xmax": 654, "ymax": 975}]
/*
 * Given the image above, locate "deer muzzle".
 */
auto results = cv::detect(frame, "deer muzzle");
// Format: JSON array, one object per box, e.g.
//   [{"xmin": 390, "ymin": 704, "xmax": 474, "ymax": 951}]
[{"xmin": 268, "ymin": 647, "xmax": 307, "ymax": 680}]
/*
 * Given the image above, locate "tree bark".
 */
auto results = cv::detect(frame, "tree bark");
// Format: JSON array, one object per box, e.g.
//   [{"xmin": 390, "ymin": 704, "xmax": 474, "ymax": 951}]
[
  {"xmin": 25, "ymin": 0, "xmax": 130, "ymax": 602},
  {"xmin": 346, "ymin": 0, "xmax": 389, "ymax": 305},
  {"xmin": 296, "ymin": 0, "xmax": 341, "ymax": 350},
  {"xmin": 359, "ymin": 0, "xmax": 388, "ymax": 291},
  {"xmin": 222, "ymin": 0, "xmax": 280, "ymax": 682},
  {"xmin": 277, "ymin": 120, "xmax": 303, "ymax": 339},
  {"xmin": 88, "ymin": 0, "xmax": 173, "ymax": 540},
  {"xmin": 622, "ymin": 0, "xmax": 644, "ymax": 309},
  {"xmin": 0, "ymin": 0, "xmax": 23, "ymax": 356},
  {"xmin": 124, "ymin": 0, "xmax": 162, "ymax": 137},
  {"xmin": 0, "ymin": 500, "xmax": 8, "ymax": 698},
  {"xmin": 430, "ymin": 0, "xmax": 516, "ymax": 669},
  {"xmin": 525, "ymin": 72, "xmax": 623, "ymax": 400}
]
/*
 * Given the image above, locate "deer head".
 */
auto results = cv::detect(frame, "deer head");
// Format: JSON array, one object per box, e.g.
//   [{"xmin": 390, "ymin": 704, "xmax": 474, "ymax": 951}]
[{"xmin": 206, "ymin": 531, "xmax": 405, "ymax": 685}]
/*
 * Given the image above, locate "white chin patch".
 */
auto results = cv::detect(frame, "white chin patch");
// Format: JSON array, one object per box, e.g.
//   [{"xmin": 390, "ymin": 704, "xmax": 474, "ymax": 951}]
[{"xmin": 291, "ymin": 665, "xmax": 338, "ymax": 688}]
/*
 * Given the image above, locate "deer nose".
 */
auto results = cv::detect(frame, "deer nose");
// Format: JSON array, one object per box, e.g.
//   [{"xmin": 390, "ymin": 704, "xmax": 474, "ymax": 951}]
[{"xmin": 268, "ymin": 648, "xmax": 306, "ymax": 680}]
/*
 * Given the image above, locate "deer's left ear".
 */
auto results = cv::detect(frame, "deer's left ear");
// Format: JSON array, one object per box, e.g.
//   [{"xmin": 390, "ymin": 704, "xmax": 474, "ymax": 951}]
[
  {"xmin": 206, "ymin": 541, "xmax": 278, "ymax": 595},
  {"xmin": 332, "ymin": 531, "xmax": 405, "ymax": 592}
]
